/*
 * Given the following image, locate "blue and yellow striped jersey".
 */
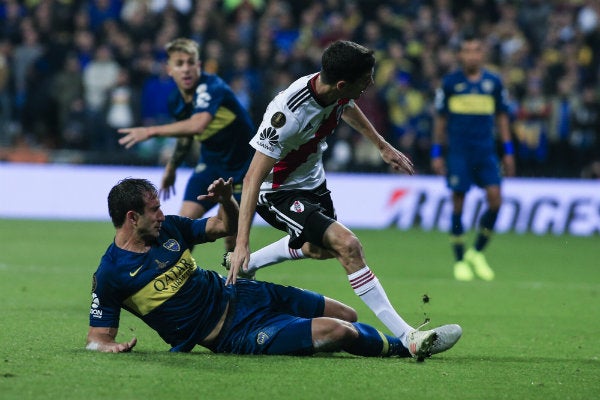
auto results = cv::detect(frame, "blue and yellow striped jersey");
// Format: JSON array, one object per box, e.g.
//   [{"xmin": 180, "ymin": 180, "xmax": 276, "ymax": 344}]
[
  {"xmin": 168, "ymin": 72, "xmax": 255, "ymax": 170},
  {"xmin": 435, "ymin": 69, "xmax": 509, "ymax": 151},
  {"xmin": 89, "ymin": 215, "xmax": 232, "ymax": 352}
]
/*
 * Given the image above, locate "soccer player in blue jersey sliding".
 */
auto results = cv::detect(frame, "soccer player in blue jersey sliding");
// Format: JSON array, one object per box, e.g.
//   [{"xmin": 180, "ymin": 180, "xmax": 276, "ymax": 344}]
[
  {"xmin": 431, "ymin": 33, "xmax": 516, "ymax": 281},
  {"xmin": 118, "ymin": 38, "xmax": 254, "ymax": 252},
  {"xmin": 85, "ymin": 177, "xmax": 461, "ymax": 360}
]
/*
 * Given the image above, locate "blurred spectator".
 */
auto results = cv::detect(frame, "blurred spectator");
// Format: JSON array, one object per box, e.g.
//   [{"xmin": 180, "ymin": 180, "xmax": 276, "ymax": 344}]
[
  {"xmin": 73, "ymin": 29, "xmax": 95, "ymax": 69},
  {"xmin": 514, "ymin": 76, "xmax": 551, "ymax": 176},
  {"xmin": 548, "ymin": 76, "xmax": 578, "ymax": 177},
  {"xmin": 577, "ymin": 0, "xmax": 599, "ymax": 35},
  {"xmin": 121, "ymin": 0, "xmax": 156, "ymax": 44},
  {"xmin": 49, "ymin": 53, "xmax": 84, "ymax": 148},
  {"xmin": 20, "ymin": 30, "xmax": 60, "ymax": 147},
  {"xmin": 570, "ymin": 86, "xmax": 600, "ymax": 175},
  {"xmin": 0, "ymin": 0, "xmax": 596, "ymax": 178},
  {"xmin": 12, "ymin": 20, "xmax": 43, "ymax": 119},
  {"xmin": 0, "ymin": 40, "xmax": 12, "ymax": 145},
  {"xmin": 139, "ymin": 62, "xmax": 176, "ymax": 125},
  {"xmin": 149, "ymin": 0, "xmax": 192, "ymax": 15},
  {"xmin": 517, "ymin": 0, "xmax": 552, "ymax": 56},
  {"xmin": 106, "ymin": 68, "xmax": 136, "ymax": 131},
  {"xmin": 106, "ymin": 68, "xmax": 144, "ymax": 157},
  {"xmin": 83, "ymin": 44, "xmax": 120, "ymax": 150},
  {"xmin": 87, "ymin": 0, "xmax": 123, "ymax": 34},
  {"xmin": 0, "ymin": 0, "xmax": 26, "ymax": 43}
]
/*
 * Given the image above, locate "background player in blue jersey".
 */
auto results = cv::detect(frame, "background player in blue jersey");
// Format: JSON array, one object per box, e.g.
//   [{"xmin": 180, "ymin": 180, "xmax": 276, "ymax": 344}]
[
  {"xmin": 85, "ymin": 177, "xmax": 461, "ymax": 360},
  {"xmin": 431, "ymin": 34, "xmax": 516, "ymax": 281},
  {"xmin": 118, "ymin": 38, "xmax": 254, "ymax": 252}
]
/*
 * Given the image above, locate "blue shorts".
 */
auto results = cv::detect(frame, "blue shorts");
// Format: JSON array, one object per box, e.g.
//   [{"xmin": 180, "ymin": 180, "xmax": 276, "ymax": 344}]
[
  {"xmin": 205, "ymin": 280, "xmax": 325, "ymax": 355},
  {"xmin": 446, "ymin": 151, "xmax": 502, "ymax": 193},
  {"xmin": 183, "ymin": 162, "xmax": 248, "ymax": 210}
]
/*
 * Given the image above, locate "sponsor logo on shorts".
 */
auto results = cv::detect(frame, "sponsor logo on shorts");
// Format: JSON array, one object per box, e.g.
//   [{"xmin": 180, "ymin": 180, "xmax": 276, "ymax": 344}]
[
  {"xmin": 90, "ymin": 293, "xmax": 102, "ymax": 318},
  {"xmin": 290, "ymin": 200, "xmax": 305, "ymax": 213},
  {"xmin": 257, "ymin": 331, "xmax": 270, "ymax": 345}
]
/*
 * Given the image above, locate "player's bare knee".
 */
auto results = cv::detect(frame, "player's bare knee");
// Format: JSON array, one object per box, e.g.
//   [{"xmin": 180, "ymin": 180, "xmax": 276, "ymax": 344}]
[
  {"xmin": 312, "ymin": 318, "xmax": 357, "ymax": 351},
  {"xmin": 302, "ymin": 243, "xmax": 334, "ymax": 260},
  {"xmin": 336, "ymin": 233, "xmax": 363, "ymax": 261},
  {"xmin": 332, "ymin": 320, "xmax": 357, "ymax": 342},
  {"xmin": 339, "ymin": 306, "xmax": 358, "ymax": 323}
]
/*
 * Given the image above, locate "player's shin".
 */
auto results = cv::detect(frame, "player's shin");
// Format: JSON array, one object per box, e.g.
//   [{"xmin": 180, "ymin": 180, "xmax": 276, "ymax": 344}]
[
  {"xmin": 246, "ymin": 235, "xmax": 304, "ymax": 272},
  {"xmin": 348, "ymin": 266, "xmax": 413, "ymax": 345},
  {"xmin": 474, "ymin": 209, "xmax": 499, "ymax": 251},
  {"xmin": 451, "ymin": 213, "xmax": 465, "ymax": 260}
]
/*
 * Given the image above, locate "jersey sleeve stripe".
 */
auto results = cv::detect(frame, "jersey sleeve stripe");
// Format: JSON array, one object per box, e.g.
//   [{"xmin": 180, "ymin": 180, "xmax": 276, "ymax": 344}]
[{"xmin": 287, "ymin": 88, "xmax": 311, "ymax": 112}]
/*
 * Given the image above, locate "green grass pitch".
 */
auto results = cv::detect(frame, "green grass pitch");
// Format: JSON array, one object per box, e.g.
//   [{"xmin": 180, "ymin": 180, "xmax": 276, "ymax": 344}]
[{"xmin": 0, "ymin": 219, "xmax": 598, "ymax": 399}]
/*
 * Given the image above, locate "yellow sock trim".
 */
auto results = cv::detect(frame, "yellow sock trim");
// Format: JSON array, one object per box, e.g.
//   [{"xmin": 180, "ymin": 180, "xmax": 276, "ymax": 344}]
[
  {"xmin": 449, "ymin": 235, "xmax": 465, "ymax": 245},
  {"xmin": 377, "ymin": 330, "xmax": 389, "ymax": 356}
]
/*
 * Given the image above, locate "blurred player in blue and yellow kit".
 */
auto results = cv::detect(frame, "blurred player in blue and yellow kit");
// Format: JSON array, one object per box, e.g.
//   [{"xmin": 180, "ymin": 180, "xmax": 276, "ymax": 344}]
[
  {"xmin": 118, "ymin": 38, "xmax": 254, "ymax": 252},
  {"xmin": 432, "ymin": 34, "xmax": 516, "ymax": 281}
]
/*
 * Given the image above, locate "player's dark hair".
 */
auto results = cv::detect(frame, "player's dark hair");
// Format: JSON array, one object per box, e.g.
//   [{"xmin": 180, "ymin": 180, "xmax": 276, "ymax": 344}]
[
  {"xmin": 320, "ymin": 40, "xmax": 375, "ymax": 84},
  {"xmin": 458, "ymin": 31, "xmax": 482, "ymax": 50},
  {"xmin": 108, "ymin": 178, "xmax": 158, "ymax": 228}
]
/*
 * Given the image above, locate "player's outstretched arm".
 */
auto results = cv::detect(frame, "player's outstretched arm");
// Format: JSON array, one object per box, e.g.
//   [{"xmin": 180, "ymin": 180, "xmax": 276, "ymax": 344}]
[
  {"xmin": 200, "ymin": 177, "xmax": 239, "ymax": 241},
  {"xmin": 431, "ymin": 114, "xmax": 447, "ymax": 176},
  {"xmin": 118, "ymin": 112, "xmax": 212, "ymax": 149},
  {"xmin": 342, "ymin": 105, "xmax": 414, "ymax": 174},
  {"xmin": 496, "ymin": 113, "xmax": 516, "ymax": 177},
  {"xmin": 159, "ymin": 137, "xmax": 195, "ymax": 201},
  {"xmin": 86, "ymin": 326, "xmax": 137, "ymax": 353},
  {"xmin": 229, "ymin": 152, "xmax": 277, "ymax": 285}
]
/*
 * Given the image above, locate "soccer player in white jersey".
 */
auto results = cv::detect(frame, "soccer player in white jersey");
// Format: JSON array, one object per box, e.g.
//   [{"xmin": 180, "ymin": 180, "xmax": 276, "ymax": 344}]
[{"xmin": 227, "ymin": 40, "xmax": 462, "ymax": 357}]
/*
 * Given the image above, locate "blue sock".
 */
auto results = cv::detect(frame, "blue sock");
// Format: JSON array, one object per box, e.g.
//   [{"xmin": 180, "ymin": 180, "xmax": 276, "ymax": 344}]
[
  {"xmin": 344, "ymin": 323, "xmax": 410, "ymax": 358},
  {"xmin": 475, "ymin": 209, "xmax": 498, "ymax": 251},
  {"xmin": 451, "ymin": 213, "xmax": 465, "ymax": 261}
]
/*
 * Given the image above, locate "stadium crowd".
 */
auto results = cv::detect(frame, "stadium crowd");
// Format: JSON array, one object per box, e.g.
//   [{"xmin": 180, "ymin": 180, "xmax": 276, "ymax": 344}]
[{"xmin": 0, "ymin": 0, "xmax": 599, "ymax": 178}]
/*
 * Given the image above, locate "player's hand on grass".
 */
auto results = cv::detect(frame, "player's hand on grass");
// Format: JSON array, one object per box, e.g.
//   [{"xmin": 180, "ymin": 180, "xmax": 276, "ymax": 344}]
[
  {"xmin": 87, "ymin": 337, "xmax": 137, "ymax": 353},
  {"xmin": 118, "ymin": 127, "xmax": 152, "ymax": 149}
]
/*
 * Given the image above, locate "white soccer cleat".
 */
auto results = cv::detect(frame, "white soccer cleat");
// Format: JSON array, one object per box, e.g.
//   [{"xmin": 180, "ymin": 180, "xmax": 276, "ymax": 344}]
[
  {"xmin": 407, "ymin": 327, "xmax": 437, "ymax": 361},
  {"xmin": 430, "ymin": 324, "xmax": 462, "ymax": 355}
]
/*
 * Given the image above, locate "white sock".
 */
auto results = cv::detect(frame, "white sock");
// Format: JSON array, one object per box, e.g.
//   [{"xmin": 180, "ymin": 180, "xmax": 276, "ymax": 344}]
[
  {"xmin": 348, "ymin": 266, "xmax": 414, "ymax": 347},
  {"xmin": 247, "ymin": 236, "xmax": 304, "ymax": 272}
]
